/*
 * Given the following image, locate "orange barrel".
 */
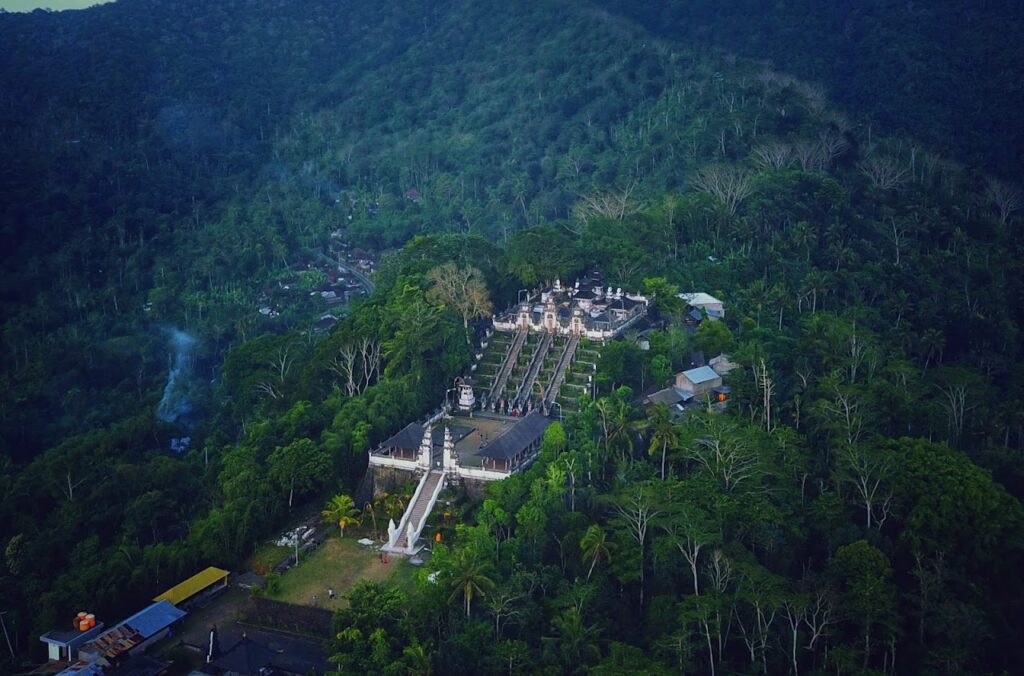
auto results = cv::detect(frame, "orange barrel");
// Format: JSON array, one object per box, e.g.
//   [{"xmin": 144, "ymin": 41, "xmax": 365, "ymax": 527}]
[
  {"xmin": 86, "ymin": 614, "xmax": 96, "ymax": 628},
  {"xmin": 79, "ymin": 620, "xmax": 90, "ymax": 632}
]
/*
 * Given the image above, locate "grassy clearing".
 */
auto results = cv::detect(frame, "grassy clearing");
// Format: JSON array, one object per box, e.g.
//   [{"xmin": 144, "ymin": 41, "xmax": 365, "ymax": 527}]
[
  {"xmin": 266, "ymin": 535, "xmax": 417, "ymax": 610},
  {"xmin": 247, "ymin": 541, "xmax": 293, "ymax": 575}
]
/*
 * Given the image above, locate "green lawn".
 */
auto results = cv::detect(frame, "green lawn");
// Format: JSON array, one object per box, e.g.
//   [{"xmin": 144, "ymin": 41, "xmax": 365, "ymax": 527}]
[
  {"xmin": 247, "ymin": 542, "xmax": 293, "ymax": 575},
  {"xmin": 266, "ymin": 536, "xmax": 417, "ymax": 610}
]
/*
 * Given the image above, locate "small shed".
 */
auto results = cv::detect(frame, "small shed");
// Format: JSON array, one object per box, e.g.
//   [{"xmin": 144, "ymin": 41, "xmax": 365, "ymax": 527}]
[
  {"xmin": 40, "ymin": 623, "xmax": 106, "ymax": 663},
  {"xmin": 644, "ymin": 387, "xmax": 684, "ymax": 408},
  {"xmin": 709, "ymin": 354, "xmax": 738, "ymax": 376}
]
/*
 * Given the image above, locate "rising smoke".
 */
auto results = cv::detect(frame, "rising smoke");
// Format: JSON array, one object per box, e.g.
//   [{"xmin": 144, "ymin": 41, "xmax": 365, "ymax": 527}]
[{"xmin": 156, "ymin": 328, "xmax": 198, "ymax": 423}]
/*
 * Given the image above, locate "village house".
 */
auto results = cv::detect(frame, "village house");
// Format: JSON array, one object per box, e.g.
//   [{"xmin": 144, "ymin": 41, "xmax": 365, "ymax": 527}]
[
  {"xmin": 676, "ymin": 365, "xmax": 723, "ymax": 399},
  {"xmin": 644, "ymin": 356, "xmax": 734, "ymax": 411},
  {"xmin": 48, "ymin": 601, "xmax": 187, "ymax": 675},
  {"xmin": 679, "ymin": 292, "xmax": 725, "ymax": 321}
]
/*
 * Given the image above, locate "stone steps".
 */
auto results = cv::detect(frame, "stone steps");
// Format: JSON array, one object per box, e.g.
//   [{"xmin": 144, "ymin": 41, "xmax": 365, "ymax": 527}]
[{"xmin": 393, "ymin": 471, "xmax": 444, "ymax": 550}]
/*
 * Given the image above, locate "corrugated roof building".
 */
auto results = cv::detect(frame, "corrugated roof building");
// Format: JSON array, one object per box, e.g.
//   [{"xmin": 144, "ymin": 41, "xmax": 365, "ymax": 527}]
[
  {"xmin": 675, "ymin": 366, "xmax": 723, "ymax": 398},
  {"xmin": 153, "ymin": 567, "xmax": 229, "ymax": 607},
  {"xmin": 58, "ymin": 601, "xmax": 186, "ymax": 675}
]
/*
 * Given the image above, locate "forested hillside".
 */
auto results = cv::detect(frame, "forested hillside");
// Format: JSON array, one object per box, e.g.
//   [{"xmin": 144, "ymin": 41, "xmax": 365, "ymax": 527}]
[
  {"xmin": 1, "ymin": 0, "xmax": 1023, "ymax": 672},
  {"xmin": 599, "ymin": 0, "xmax": 1024, "ymax": 176}
]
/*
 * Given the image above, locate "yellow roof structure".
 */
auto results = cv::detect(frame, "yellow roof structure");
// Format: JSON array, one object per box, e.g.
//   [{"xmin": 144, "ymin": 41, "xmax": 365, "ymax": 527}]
[{"xmin": 153, "ymin": 567, "xmax": 229, "ymax": 605}]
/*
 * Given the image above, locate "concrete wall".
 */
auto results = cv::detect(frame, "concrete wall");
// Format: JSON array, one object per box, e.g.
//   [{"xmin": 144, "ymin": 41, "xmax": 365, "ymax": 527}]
[{"xmin": 369, "ymin": 466, "xmax": 422, "ymax": 497}]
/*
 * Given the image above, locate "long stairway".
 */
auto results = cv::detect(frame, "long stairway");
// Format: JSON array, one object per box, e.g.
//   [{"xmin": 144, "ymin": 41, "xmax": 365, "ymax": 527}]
[
  {"xmin": 543, "ymin": 334, "xmax": 580, "ymax": 407},
  {"xmin": 513, "ymin": 332, "xmax": 553, "ymax": 408},
  {"xmin": 391, "ymin": 470, "xmax": 445, "ymax": 552},
  {"xmin": 488, "ymin": 329, "xmax": 527, "ymax": 405}
]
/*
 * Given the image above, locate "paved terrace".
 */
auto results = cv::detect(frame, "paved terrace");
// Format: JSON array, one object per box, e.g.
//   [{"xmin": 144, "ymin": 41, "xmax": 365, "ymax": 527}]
[{"xmin": 446, "ymin": 413, "xmax": 521, "ymax": 468}]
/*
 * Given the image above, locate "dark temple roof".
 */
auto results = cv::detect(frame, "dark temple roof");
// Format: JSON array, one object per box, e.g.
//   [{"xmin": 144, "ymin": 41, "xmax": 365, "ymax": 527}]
[
  {"xmin": 380, "ymin": 422, "xmax": 425, "ymax": 450},
  {"xmin": 479, "ymin": 411, "xmax": 551, "ymax": 460}
]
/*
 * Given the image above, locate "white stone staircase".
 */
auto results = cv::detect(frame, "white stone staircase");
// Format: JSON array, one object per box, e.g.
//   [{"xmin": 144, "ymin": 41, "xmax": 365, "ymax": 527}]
[
  {"xmin": 384, "ymin": 470, "xmax": 445, "ymax": 554},
  {"xmin": 488, "ymin": 329, "xmax": 528, "ymax": 406},
  {"xmin": 513, "ymin": 332, "xmax": 553, "ymax": 408},
  {"xmin": 544, "ymin": 334, "xmax": 579, "ymax": 408}
]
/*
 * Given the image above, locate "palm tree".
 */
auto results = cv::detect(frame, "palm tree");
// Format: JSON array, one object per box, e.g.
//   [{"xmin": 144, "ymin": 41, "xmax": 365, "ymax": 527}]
[
  {"xmin": 579, "ymin": 524, "xmax": 611, "ymax": 581},
  {"xmin": 920, "ymin": 328, "xmax": 945, "ymax": 372},
  {"xmin": 322, "ymin": 494, "xmax": 360, "ymax": 538},
  {"xmin": 375, "ymin": 490, "xmax": 410, "ymax": 521},
  {"xmin": 743, "ymin": 279, "xmax": 770, "ymax": 327},
  {"xmin": 362, "ymin": 501, "xmax": 379, "ymax": 541},
  {"xmin": 596, "ymin": 396, "xmax": 635, "ymax": 463},
  {"xmin": 635, "ymin": 402, "xmax": 680, "ymax": 480},
  {"xmin": 447, "ymin": 549, "xmax": 496, "ymax": 618},
  {"xmin": 790, "ymin": 220, "xmax": 817, "ymax": 262},
  {"xmin": 545, "ymin": 607, "xmax": 602, "ymax": 669},
  {"xmin": 401, "ymin": 641, "xmax": 433, "ymax": 676}
]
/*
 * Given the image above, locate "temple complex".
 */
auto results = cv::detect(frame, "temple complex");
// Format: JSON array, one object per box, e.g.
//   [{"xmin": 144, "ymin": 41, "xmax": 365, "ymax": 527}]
[
  {"xmin": 492, "ymin": 271, "xmax": 648, "ymax": 339},
  {"xmin": 368, "ymin": 272, "xmax": 653, "ymax": 554}
]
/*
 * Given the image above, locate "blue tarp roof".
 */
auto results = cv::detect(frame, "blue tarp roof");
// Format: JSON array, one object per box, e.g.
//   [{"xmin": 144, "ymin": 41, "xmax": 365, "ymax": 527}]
[{"xmin": 121, "ymin": 600, "xmax": 186, "ymax": 638}]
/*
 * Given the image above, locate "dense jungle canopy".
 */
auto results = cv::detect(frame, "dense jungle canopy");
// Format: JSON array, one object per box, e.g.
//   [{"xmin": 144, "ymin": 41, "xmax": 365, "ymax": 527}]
[{"xmin": 1, "ymin": 0, "xmax": 1023, "ymax": 673}]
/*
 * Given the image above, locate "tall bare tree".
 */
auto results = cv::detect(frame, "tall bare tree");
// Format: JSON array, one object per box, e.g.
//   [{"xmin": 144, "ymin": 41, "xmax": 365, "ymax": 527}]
[
  {"xmin": 425, "ymin": 262, "xmax": 493, "ymax": 331},
  {"xmin": 571, "ymin": 182, "xmax": 642, "ymax": 225},
  {"xmin": 984, "ymin": 177, "xmax": 1022, "ymax": 225},
  {"xmin": 687, "ymin": 418, "xmax": 759, "ymax": 492},
  {"xmin": 794, "ymin": 141, "xmax": 825, "ymax": 172},
  {"xmin": 357, "ymin": 337, "xmax": 382, "ymax": 390},
  {"xmin": 817, "ymin": 129, "xmax": 849, "ymax": 166},
  {"xmin": 329, "ymin": 344, "xmax": 359, "ymax": 396},
  {"xmin": 691, "ymin": 165, "xmax": 754, "ymax": 215},
  {"xmin": 610, "ymin": 483, "xmax": 662, "ymax": 609},
  {"xmin": 754, "ymin": 358, "xmax": 776, "ymax": 434},
  {"xmin": 839, "ymin": 445, "xmax": 893, "ymax": 530},
  {"xmin": 858, "ymin": 156, "xmax": 909, "ymax": 190},
  {"xmin": 751, "ymin": 142, "xmax": 793, "ymax": 170}
]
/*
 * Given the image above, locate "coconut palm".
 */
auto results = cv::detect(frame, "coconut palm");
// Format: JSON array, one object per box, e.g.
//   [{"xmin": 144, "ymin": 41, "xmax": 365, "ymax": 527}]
[
  {"xmin": 322, "ymin": 494, "xmax": 360, "ymax": 538},
  {"xmin": 920, "ymin": 328, "xmax": 945, "ymax": 372},
  {"xmin": 596, "ymin": 396, "xmax": 635, "ymax": 463},
  {"xmin": 401, "ymin": 641, "xmax": 433, "ymax": 676},
  {"xmin": 635, "ymin": 402, "xmax": 680, "ymax": 480},
  {"xmin": 447, "ymin": 549, "xmax": 496, "ymax": 617},
  {"xmin": 544, "ymin": 607, "xmax": 602, "ymax": 669},
  {"xmin": 579, "ymin": 524, "xmax": 611, "ymax": 581}
]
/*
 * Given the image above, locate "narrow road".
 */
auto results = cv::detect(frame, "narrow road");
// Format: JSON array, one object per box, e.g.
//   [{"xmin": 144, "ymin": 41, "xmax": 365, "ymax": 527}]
[
  {"xmin": 314, "ymin": 249, "xmax": 376, "ymax": 294},
  {"xmin": 337, "ymin": 260, "xmax": 375, "ymax": 294}
]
